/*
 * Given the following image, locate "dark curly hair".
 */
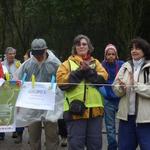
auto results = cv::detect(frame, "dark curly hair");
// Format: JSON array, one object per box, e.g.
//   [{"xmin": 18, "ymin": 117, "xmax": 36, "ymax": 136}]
[{"xmin": 129, "ymin": 37, "xmax": 150, "ymax": 60}]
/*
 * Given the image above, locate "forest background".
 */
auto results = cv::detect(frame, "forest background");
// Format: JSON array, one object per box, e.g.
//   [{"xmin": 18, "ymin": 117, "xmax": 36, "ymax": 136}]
[{"xmin": 0, "ymin": 0, "xmax": 149, "ymax": 61}]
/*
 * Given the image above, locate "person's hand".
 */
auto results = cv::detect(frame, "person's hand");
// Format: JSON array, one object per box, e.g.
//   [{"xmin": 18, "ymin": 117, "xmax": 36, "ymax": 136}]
[
  {"xmin": 117, "ymin": 78, "xmax": 127, "ymax": 91},
  {"xmin": 80, "ymin": 61, "xmax": 90, "ymax": 70}
]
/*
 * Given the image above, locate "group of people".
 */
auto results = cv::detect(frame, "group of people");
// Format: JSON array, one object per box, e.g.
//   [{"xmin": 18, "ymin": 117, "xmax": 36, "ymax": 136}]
[
  {"xmin": 57, "ymin": 35, "xmax": 150, "ymax": 150},
  {"xmin": 0, "ymin": 34, "xmax": 150, "ymax": 150}
]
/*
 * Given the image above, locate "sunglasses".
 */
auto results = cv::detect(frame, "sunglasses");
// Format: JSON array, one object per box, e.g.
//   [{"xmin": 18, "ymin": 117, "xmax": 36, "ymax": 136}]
[
  {"xmin": 76, "ymin": 42, "xmax": 88, "ymax": 47},
  {"xmin": 32, "ymin": 50, "xmax": 45, "ymax": 56}
]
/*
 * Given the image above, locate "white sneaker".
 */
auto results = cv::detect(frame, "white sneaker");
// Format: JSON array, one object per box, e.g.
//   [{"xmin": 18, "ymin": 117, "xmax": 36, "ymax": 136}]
[{"xmin": 60, "ymin": 138, "xmax": 67, "ymax": 147}]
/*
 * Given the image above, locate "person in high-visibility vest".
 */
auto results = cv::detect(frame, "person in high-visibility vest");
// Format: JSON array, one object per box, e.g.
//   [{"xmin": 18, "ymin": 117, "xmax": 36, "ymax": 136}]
[{"xmin": 56, "ymin": 34, "xmax": 108, "ymax": 150}]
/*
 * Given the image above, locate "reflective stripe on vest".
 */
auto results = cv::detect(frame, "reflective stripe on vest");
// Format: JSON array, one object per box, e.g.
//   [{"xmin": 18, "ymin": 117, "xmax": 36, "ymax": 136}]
[{"xmin": 64, "ymin": 60, "xmax": 104, "ymax": 111}]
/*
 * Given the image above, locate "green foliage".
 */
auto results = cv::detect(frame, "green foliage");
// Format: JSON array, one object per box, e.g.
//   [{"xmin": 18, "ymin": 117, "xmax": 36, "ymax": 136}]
[{"xmin": 0, "ymin": 0, "xmax": 149, "ymax": 61}]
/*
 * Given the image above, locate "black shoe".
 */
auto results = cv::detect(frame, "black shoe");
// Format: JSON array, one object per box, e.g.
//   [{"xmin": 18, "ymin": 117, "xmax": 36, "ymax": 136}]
[
  {"xmin": 0, "ymin": 136, "xmax": 4, "ymax": 141},
  {"xmin": 12, "ymin": 132, "xmax": 18, "ymax": 138},
  {"xmin": 14, "ymin": 134, "xmax": 22, "ymax": 144}
]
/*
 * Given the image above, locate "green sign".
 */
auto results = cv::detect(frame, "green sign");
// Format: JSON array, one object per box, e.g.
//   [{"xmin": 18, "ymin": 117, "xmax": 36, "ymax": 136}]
[{"xmin": 0, "ymin": 81, "xmax": 20, "ymax": 126}]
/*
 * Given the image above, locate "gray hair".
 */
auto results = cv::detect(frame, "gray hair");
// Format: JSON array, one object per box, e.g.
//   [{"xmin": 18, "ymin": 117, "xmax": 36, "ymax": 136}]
[
  {"xmin": 72, "ymin": 34, "xmax": 94, "ymax": 54},
  {"xmin": 5, "ymin": 47, "xmax": 16, "ymax": 54}
]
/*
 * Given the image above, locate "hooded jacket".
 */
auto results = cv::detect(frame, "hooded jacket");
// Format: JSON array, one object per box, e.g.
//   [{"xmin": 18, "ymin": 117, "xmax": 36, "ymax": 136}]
[
  {"xmin": 99, "ymin": 60, "xmax": 124, "ymax": 102},
  {"xmin": 15, "ymin": 50, "xmax": 61, "ymax": 82},
  {"xmin": 56, "ymin": 55, "xmax": 108, "ymax": 119},
  {"xmin": 113, "ymin": 60, "xmax": 150, "ymax": 123}
]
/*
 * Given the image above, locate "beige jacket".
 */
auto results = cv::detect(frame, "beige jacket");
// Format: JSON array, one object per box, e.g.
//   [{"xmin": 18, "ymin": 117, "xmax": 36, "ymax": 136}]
[{"xmin": 113, "ymin": 60, "xmax": 150, "ymax": 123}]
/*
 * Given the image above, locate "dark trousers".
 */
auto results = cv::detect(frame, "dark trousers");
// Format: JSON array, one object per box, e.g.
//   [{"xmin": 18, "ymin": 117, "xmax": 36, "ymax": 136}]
[
  {"xmin": 0, "ymin": 128, "xmax": 24, "ymax": 138},
  {"xmin": 58, "ymin": 119, "xmax": 67, "ymax": 138},
  {"xmin": 0, "ymin": 132, "xmax": 5, "ymax": 137},
  {"xmin": 66, "ymin": 116, "xmax": 102, "ymax": 150},
  {"xmin": 119, "ymin": 115, "xmax": 150, "ymax": 150},
  {"xmin": 16, "ymin": 127, "xmax": 24, "ymax": 133}
]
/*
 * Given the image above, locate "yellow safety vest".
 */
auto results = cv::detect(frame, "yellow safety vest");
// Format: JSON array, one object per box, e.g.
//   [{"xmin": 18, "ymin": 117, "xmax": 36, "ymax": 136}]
[{"xmin": 64, "ymin": 60, "xmax": 104, "ymax": 111}]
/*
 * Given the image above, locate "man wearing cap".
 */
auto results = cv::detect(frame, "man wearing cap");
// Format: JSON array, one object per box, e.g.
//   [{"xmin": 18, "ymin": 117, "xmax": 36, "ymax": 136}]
[
  {"xmin": 15, "ymin": 38, "xmax": 61, "ymax": 150},
  {"xmin": 99, "ymin": 44, "xmax": 124, "ymax": 150}
]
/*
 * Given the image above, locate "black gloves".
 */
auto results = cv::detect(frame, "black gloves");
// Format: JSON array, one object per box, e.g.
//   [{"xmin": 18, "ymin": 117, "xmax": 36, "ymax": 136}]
[
  {"xmin": 59, "ymin": 69, "xmax": 84, "ymax": 90},
  {"xmin": 84, "ymin": 68, "xmax": 105, "ymax": 85},
  {"xmin": 69, "ymin": 69, "xmax": 84, "ymax": 83}
]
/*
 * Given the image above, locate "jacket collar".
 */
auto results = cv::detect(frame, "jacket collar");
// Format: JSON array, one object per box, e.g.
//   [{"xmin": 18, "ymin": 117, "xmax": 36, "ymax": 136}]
[{"xmin": 125, "ymin": 59, "xmax": 150, "ymax": 71}]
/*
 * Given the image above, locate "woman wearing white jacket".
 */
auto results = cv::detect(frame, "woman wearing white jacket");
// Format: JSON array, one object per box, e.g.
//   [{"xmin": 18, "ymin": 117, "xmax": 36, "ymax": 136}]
[{"xmin": 113, "ymin": 37, "xmax": 150, "ymax": 150}]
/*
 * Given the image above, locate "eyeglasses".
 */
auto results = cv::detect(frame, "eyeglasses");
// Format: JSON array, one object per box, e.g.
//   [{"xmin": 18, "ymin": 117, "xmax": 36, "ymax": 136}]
[{"xmin": 76, "ymin": 42, "xmax": 88, "ymax": 47}]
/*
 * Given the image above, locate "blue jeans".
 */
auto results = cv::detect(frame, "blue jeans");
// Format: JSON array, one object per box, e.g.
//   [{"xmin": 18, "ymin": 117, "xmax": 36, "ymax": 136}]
[
  {"xmin": 104, "ymin": 99, "xmax": 118, "ymax": 150},
  {"xmin": 119, "ymin": 115, "xmax": 150, "ymax": 150},
  {"xmin": 66, "ymin": 116, "xmax": 102, "ymax": 150}
]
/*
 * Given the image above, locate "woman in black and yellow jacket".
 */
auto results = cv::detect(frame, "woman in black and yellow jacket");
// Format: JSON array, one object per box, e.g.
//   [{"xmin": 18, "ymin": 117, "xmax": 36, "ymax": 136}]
[{"xmin": 56, "ymin": 34, "xmax": 108, "ymax": 150}]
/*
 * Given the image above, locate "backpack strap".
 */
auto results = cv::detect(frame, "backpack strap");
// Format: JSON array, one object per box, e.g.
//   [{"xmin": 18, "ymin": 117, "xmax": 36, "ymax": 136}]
[{"xmin": 144, "ymin": 67, "xmax": 150, "ymax": 83}]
